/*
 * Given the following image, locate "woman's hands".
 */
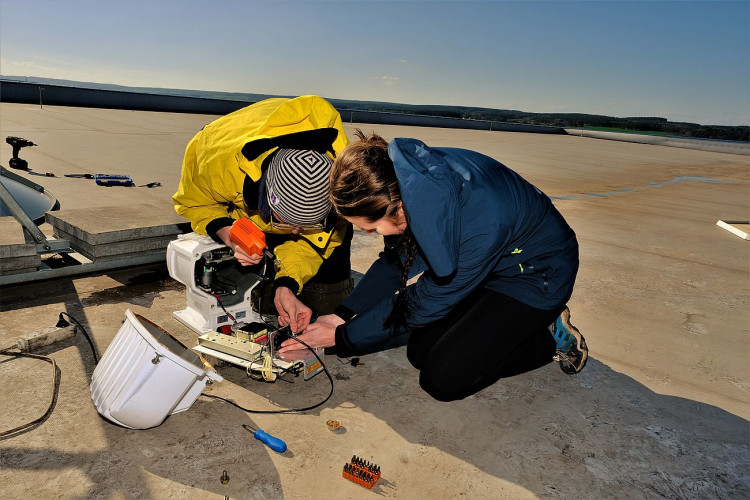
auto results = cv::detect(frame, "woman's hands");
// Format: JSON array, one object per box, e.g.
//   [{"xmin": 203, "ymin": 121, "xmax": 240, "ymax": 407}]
[{"xmin": 277, "ymin": 314, "xmax": 344, "ymax": 356}]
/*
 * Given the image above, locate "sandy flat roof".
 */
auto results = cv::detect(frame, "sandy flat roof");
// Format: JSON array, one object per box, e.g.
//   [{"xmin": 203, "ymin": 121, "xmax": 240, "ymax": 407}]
[{"xmin": 1, "ymin": 103, "xmax": 748, "ymax": 499}]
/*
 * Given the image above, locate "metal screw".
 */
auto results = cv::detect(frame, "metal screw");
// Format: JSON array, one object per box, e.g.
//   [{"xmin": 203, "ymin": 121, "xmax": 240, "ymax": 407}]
[
  {"xmin": 151, "ymin": 354, "xmax": 162, "ymax": 364},
  {"xmin": 220, "ymin": 470, "xmax": 229, "ymax": 484}
]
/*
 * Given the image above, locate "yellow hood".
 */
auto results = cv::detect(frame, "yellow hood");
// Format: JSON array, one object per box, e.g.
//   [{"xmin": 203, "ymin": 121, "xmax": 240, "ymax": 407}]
[{"xmin": 195, "ymin": 95, "xmax": 349, "ymax": 182}]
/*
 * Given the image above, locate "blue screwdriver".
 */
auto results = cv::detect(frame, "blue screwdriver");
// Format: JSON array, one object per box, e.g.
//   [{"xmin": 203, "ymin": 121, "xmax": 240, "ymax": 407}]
[{"xmin": 242, "ymin": 424, "xmax": 287, "ymax": 453}]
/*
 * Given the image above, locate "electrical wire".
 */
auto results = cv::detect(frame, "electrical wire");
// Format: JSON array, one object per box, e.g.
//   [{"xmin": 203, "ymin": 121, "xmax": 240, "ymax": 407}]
[
  {"xmin": 245, "ymin": 342, "xmax": 269, "ymax": 381},
  {"xmin": 0, "ymin": 348, "xmax": 59, "ymax": 438},
  {"xmin": 56, "ymin": 312, "xmax": 99, "ymax": 363},
  {"xmin": 245, "ymin": 340, "xmax": 304, "ymax": 382},
  {"xmin": 202, "ymin": 335, "xmax": 334, "ymax": 414},
  {"xmin": 0, "ymin": 311, "xmax": 98, "ymax": 438},
  {"xmin": 246, "ymin": 359, "xmax": 304, "ymax": 382},
  {"xmin": 210, "ymin": 292, "xmax": 236, "ymax": 323},
  {"xmin": 203, "ymin": 252, "xmax": 334, "ymax": 412},
  {"xmin": 261, "ymin": 353, "xmax": 276, "ymax": 382},
  {"xmin": 337, "ymin": 356, "xmax": 361, "ymax": 367}
]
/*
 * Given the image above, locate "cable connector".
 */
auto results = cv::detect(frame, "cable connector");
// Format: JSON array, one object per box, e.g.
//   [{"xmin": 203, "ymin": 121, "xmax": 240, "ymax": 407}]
[
  {"xmin": 56, "ymin": 311, "xmax": 99, "ymax": 363},
  {"xmin": 56, "ymin": 313, "xmax": 71, "ymax": 328}
]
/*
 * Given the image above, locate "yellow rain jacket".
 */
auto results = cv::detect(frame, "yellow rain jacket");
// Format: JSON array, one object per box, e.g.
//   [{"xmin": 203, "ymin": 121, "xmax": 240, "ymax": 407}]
[{"xmin": 173, "ymin": 95, "xmax": 350, "ymax": 294}]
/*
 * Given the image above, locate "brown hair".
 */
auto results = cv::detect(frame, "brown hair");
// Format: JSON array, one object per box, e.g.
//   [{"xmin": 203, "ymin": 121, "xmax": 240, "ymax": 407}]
[
  {"xmin": 331, "ymin": 129, "xmax": 418, "ymax": 332},
  {"xmin": 330, "ymin": 130, "xmax": 402, "ymax": 222}
]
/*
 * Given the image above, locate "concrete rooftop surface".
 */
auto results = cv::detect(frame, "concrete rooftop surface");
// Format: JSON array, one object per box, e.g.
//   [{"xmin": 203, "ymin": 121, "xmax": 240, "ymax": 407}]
[{"xmin": 1, "ymin": 103, "xmax": 748, "ymax": 499}]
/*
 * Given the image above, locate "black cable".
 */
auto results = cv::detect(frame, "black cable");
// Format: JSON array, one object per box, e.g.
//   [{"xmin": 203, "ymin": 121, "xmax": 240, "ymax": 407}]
[
  {"xmin": 56, "ymin": 312, "xmax": 99, "ymax": 363},
  {"xmin": 201, "ymin": 335, "xmax": 334, "ymax": 414},
  {"xmin": 255, "ymin": 255, "xmax": 274, "ymax": 323},
  {"xmin": 204, "ymin": 255, "xmax": 334, "ymax": 412},
  {"xmin": 269, "ymin": 360, "xmax": 305, "ymax": 378},
  {"xmin": 0, "ymin": 348, "xmax": 59, "ymax": 438},
  {"xmin": 337, "ymin": 356, "xmax": 361, "ymax": 367},
  {"xmin": 250, "ymin": 257, "xmax": 283, "ymax": 336},
  {"xmin": 1, "ymin": 312, "xmax": 95, "ymax": 437}
]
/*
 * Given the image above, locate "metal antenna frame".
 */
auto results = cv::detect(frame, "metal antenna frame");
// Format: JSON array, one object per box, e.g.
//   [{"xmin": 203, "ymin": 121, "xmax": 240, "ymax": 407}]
[{"xmin": 0, "ymin": 167, "xmax": 71, "ymax": 255}]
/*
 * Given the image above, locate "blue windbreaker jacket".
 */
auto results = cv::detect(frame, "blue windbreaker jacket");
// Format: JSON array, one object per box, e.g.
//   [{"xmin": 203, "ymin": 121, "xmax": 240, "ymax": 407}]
[{"xmin": 335, "ymin": 138, "xmax": 578, "ymax": 352}]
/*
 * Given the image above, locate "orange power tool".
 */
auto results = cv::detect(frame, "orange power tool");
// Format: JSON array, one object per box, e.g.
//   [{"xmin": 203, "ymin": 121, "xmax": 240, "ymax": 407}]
[{"xmin": 228, "ymin": 218, "xmax": 278, "ymax": 263}]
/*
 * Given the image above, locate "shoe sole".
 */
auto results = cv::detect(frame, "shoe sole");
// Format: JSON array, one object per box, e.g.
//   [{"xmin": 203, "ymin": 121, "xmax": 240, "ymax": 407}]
[{"xmin": 555, "ymin": 307, "xmax": 588, "ymax": 375}]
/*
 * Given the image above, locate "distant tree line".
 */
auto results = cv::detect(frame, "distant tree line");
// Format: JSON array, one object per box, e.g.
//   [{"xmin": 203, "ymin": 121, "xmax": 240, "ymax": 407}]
[
  {"xmin": 327, "ymin": 101, "xmax": 749, "ymax": 142},
  {"xmin": 4, "ymin": 76, "xmax": 747, "ymax": 142}
]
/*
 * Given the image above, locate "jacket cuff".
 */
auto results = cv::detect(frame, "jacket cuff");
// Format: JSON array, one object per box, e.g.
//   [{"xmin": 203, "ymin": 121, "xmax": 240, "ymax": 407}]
[
  {"xmin": 273, "ymin": 276, "xmax": 300, "ymax": 295},
  {"xmin": 333, "ymin": 323, "xmax": 359, "ymax": 358},
  {"xmin": 334, "ymin": 304, "xmax": 356, "ymax": 322},
  {"xmin": 206, "ymin": 217, "xmax": 235, "ymax": 244}
]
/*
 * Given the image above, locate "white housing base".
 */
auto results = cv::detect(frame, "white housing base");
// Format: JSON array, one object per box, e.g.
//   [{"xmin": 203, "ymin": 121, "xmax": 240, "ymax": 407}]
[
  {"xmin": 90, "ymin": 309, "xmax": 223, "ymax": 429},
  {"xmin": 166, "ymin": 233, "xmax": 262, "ymax": 334}
]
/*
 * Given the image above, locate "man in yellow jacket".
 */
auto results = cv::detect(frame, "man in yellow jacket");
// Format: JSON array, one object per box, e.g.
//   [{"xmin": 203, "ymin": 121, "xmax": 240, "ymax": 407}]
[{"xmin": 173, "ymin": 95, "xmax": 352, "ymax": 333}]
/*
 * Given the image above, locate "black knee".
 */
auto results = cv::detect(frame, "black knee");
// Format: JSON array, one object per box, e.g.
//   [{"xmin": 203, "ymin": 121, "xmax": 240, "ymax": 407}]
[
  {"xmin": 418, "ymin": 368, "xmax": 468, "ymax": 402},
  {"xmin": 406, "ymin": 341, "xmax": 425, "ymax": 370}
]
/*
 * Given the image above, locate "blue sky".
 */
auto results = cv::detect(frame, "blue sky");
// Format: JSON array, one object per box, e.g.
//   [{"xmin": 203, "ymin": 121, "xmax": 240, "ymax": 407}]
[{"xmin": 1, "ymin": 0, "xmax": 748, "ymax": 126}]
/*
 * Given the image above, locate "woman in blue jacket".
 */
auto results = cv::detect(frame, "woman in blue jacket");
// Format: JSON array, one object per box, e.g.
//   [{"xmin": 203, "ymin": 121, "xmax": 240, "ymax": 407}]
[{"xmin": 278, "ymin": 131, "xmax": 588, "ymax": 401}]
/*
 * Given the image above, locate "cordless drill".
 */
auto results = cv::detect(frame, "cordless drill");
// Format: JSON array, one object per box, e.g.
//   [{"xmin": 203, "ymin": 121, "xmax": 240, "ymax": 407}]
[
  {"xmin": 6, "ymin": 136, "xmax": 37, "ymax": 170},
  {"xmin": 228, "ymin": 218, "xmax": 279, "ymax": 264}
]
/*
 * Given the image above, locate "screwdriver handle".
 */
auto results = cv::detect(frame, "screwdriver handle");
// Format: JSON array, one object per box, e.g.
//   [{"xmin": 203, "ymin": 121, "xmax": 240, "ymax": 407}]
[{"xmin": 254, "ymin": 429, "xmax": 287, "ymax": 453}]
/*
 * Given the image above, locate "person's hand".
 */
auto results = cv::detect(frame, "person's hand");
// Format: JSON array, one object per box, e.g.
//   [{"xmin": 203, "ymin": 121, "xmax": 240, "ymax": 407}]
[
  {"xmin": 274, "ymin": 287, "xmax": 312, "ymax": 333},
  {"xmin": 277, "ymin": 314, "xmax": 344, "ymax": 356},
  {"xmin": 233, "ymin": 245, "xmax": 263, "ymax": 266},
  {"xmin": 216, "ymin": 226, "xmax": 263, "ymax": 266},
  {"xmin": 310, "ymin": 314, "xmax": 346, "ymax": 330}
]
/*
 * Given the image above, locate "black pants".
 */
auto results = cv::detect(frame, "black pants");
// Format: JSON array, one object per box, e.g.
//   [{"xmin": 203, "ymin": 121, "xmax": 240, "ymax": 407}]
[{"xmin": 406, "ymin": 288, "xmax": 561, "ymax": 402}]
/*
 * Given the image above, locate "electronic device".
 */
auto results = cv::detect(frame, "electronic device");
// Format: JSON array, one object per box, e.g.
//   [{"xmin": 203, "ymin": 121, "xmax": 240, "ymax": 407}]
[
  {"xmin": 193, "ymin": 327, "xmax": 323, "ymax": 382},
  {"xmin": 167, "ymin": 232, "xmax": 323, "ymax": 381},
  {"xmin": 167, "ymin": 233, "xmax": 263, "ymax": 333}
]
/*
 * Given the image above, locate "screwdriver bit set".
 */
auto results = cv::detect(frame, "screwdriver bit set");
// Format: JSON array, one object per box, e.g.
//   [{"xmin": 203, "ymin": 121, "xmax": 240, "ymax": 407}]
[{"xmin": 342, "ymin": 455, "xmax": 381, "ymax": 489}]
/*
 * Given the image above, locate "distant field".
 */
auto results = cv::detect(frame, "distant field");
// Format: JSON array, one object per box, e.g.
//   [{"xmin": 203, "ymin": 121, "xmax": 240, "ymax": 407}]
[{"xmin": 579, "ymin": 126, "xmax": 680, "ymax": 137}]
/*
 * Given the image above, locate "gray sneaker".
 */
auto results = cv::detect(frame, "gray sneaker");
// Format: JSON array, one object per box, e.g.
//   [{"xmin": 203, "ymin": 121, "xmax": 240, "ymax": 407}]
[{"xmin": 550, "ymin": 307, "xmax": 588, "ymax": 374}]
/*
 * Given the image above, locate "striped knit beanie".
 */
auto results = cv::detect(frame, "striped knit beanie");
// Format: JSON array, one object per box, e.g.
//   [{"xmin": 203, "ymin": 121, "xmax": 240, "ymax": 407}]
[{"xmin": 266, "ymin": 149, "xmax": 333, "ymax": 227}]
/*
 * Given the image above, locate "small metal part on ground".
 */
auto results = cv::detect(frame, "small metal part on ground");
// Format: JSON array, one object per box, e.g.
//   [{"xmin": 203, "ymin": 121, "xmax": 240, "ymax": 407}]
[{"xmin": 64, "ymin": 173, "xmax": 95, "ymax": 178}]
